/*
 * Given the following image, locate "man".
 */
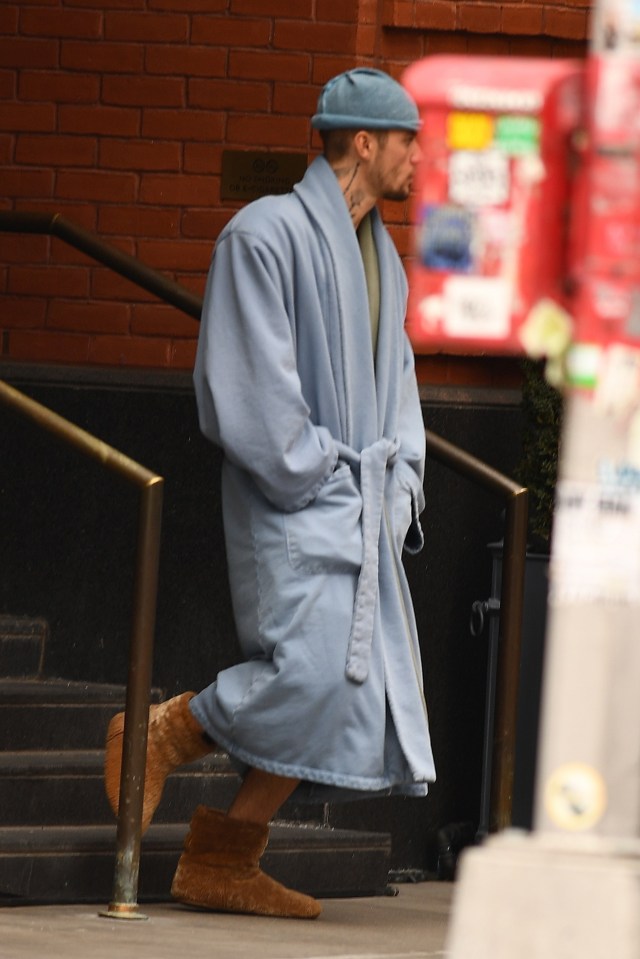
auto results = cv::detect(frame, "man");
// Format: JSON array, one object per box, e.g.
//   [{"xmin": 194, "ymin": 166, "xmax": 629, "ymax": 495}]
[{"xmin": 105, "ymin": 67, "xmax": 435, "ymax": 921}]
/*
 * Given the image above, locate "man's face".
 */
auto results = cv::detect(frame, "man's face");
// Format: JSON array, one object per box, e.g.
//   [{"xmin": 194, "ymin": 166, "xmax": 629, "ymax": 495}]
[{"xmin": 369, "ymin": 129, "xmax": 421, "ymax": 202}]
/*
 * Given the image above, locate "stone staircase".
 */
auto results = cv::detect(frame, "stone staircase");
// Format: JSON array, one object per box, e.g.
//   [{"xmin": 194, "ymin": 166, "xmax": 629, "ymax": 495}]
[{"xmin": 0, "ymin": 616, "xmax": 392, "ymax": 904}]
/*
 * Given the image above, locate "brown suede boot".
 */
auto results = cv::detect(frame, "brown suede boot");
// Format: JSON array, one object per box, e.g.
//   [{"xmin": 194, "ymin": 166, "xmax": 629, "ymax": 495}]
[
  {"xmin": 104, "ymin": 692, "xmax": 211, "ymax": 834},
  {"xmin": 170, "ymin": 805, "xmax": 322, "ymax": 920}
]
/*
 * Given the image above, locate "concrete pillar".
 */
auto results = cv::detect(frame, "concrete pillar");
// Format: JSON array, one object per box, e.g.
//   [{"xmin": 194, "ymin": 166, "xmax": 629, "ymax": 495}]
[
  {"xmin": 447, "ymin": 390, "xmax": 640, "ymax": 959},
  {"xmin": 446, "ymin": 3, "xmax": 640, "ymax": 954}
]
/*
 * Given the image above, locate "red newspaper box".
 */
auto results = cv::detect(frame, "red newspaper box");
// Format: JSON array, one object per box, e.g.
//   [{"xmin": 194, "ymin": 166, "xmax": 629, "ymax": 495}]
[
  {"xmin": 402, "ymin": 56, "xmax": 584, "ymax": 355},
  {"xmin": 568, "ymin": 52, "xmax": 640, "ymax": 355}
]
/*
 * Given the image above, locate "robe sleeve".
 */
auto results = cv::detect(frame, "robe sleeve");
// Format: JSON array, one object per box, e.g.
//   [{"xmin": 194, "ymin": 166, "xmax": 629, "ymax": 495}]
[
  {"xmin": 396, "ymin": 331, "xmax": 426, "ymax": 554},
  {"xmin": 194, "ymin": 228, "xmax": 338, "ymax": 512}
]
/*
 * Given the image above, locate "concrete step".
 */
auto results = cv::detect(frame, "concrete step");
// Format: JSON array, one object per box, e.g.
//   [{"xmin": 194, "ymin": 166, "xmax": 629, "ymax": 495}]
[
  {"xmin": 0, "ymin": 822, "xmax": 392, "ymax": 903},
  {"xmin": 0, "ymin": 749, "xmax": 323, "ymax": 828},
  {"xmin": 0, "ymin": 616, "xmax": 47, "ymax": 678},
  {"xmin": 0, "ymin": 678, "xmax": 134, "ymax": 702},
  {"xmin": 0, "ymin": 751, "xmax": 240, "ymax": 827},
  {"xmin": 0, "ymin": 679, "xmax": 159, "ymax": 750}
]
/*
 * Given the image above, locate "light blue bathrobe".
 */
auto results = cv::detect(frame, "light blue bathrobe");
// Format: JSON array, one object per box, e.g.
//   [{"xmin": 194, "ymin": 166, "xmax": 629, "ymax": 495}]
[{"xmin": 191, "ymin": 156, "xmax": 435, "ymax": 801}]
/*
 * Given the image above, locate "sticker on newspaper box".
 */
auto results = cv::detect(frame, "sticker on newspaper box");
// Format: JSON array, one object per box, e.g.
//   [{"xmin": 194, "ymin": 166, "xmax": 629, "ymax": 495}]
[
  {"xmin": 419, "ymin": 205, "xmax": 475, "ymax": 272},
  {"xmin": 449, "ymin": 150, "xmax": 510, "ymax": 207},
  {"xmin": 447, "ymin": 112, "xmax": 494, "ymax": 151},
  {"xmin": 495, "ymin": 115, "xmax": 540, "ymax": 155},
  {"xmin": 442, "ymin": 276, "xmax": 511, "ymax": 339}
]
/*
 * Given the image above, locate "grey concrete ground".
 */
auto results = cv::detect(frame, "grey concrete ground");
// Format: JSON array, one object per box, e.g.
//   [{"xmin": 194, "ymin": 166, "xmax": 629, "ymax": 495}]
[{"xmin": 0, "ymin": 882, "xmax": 453, "ymax": 959}]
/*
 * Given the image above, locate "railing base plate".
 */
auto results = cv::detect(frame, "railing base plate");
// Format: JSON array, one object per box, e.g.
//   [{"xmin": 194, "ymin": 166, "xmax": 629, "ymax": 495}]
[{"xmin": 99, "ymin": 902, "xmax": 149, "ymax": 921}]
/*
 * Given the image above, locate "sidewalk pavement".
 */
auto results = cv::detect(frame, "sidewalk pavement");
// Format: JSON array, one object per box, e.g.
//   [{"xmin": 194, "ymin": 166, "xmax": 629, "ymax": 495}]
[{"xmin": 0, "ymin": 881, "xmax": 454, "ymax": 959}]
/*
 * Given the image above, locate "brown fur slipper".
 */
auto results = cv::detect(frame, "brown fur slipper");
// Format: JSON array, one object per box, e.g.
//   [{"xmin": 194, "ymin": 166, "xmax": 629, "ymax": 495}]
[
  {"xmin": 171, "ymin": 805, "xmax": 322, "ymax": 920},
  {"xmin": 104, "ymin": 692, "xmax": 211, "ymax": 834}
]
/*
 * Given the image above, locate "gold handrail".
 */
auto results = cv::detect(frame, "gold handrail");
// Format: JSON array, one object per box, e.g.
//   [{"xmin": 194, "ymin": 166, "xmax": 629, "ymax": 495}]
[
  {"xmin": 0, "ymin": 209, "xmax": 528, "ymax": 904},
  {"xmin": 0, "ymin": 380, "xmax": 163, "ymax": 920}
]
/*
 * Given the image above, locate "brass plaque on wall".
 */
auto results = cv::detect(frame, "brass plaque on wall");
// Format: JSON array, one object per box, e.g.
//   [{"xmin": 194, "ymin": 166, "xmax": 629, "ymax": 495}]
[{"xmin": 221, "ymin": 151, "xmax": 308, "ymax": 201}]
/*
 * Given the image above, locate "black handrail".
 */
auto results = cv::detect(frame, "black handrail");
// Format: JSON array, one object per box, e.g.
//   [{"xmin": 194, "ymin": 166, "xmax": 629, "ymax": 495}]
[
  {"xmin": 0, "ymin": 211, "xmax": 202, "ymax": 321},
  {"xmin": 0, "ymin": 209, "xmax": 528, "ymax": 902}
]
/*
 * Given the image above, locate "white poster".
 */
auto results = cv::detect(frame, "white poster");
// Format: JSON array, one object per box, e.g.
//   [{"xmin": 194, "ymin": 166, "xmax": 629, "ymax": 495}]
[
  {"xmin": 550, "ymin": 479, "xmax": 640, "ymax": 604},
  {"xmin": 443, "ymin": 276, "xmax": 511, "ymax": 339},
  {"xmin": 449, "ymin": 150, "xmax": 510, "ymax": 207}
]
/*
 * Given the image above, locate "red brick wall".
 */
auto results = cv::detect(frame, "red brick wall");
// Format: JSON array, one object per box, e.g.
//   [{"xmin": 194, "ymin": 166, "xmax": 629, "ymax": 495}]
[
  {"xmin": 0, "ymin": 0, "xmax": 588, "ymax": 380},
  {"xmin": 384, "ymin": 0, "xmax": 590, "ymax": 39}
]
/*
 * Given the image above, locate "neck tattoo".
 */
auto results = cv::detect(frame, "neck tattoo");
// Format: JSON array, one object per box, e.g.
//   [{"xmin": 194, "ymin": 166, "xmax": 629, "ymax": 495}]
[
  {"xmin": 347, "ymin": 189, "xmax": 364, "ymax": 219},
  {"xmin": 342, "ymin": 162, "xmax": 359, "ymax": 197}
]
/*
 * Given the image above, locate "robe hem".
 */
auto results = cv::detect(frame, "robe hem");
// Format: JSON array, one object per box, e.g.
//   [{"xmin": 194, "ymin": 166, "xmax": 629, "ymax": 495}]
[{"xmin": 190, "ymin": 703, "xmax": 434, "ymax": 793}]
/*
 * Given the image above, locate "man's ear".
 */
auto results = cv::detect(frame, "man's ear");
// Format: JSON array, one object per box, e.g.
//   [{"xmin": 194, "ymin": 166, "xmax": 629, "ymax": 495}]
[{"xmin": 353, "ymin": 130, "xmax": 375, "ymax": 160}]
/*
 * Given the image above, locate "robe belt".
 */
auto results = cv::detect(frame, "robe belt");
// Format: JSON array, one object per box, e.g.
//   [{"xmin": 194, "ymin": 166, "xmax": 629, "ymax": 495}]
[{"xmin": 336, "ymin": 437, "xmax": 399, "ymax": 685}]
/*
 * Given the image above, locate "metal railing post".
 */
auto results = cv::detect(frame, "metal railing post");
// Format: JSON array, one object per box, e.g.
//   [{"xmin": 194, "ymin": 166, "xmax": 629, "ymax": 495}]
[
  {"xmin": 0, "ymin": 379, "xmax": 163, "ymax": 918},
  {"xmin": 101, "ymin": 477, "xmax": 163, "ymax": 920},
  {"xmin": 490, "ymin": 485, "xmax": 529, "ymax": 830},
  {"xmin": 425, "ymin": 429, "xmax": 529, "ymax": 830}
]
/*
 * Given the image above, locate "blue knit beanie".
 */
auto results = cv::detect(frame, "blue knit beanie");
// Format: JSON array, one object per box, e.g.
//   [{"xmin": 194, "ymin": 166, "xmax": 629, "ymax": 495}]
[{"xmin": 311, "ymin": 68, "xmax": 420, "ymax": 132}]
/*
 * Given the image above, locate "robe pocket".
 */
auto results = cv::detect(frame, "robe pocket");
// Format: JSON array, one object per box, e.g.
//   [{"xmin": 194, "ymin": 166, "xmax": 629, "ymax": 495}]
[
  {"xmin": 285, "ymin": 463, "xmax": 363, "ymax": 573},
  {"xmin": 392, "ymin": 460, "xmax": 425, "ymax": 555}
]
